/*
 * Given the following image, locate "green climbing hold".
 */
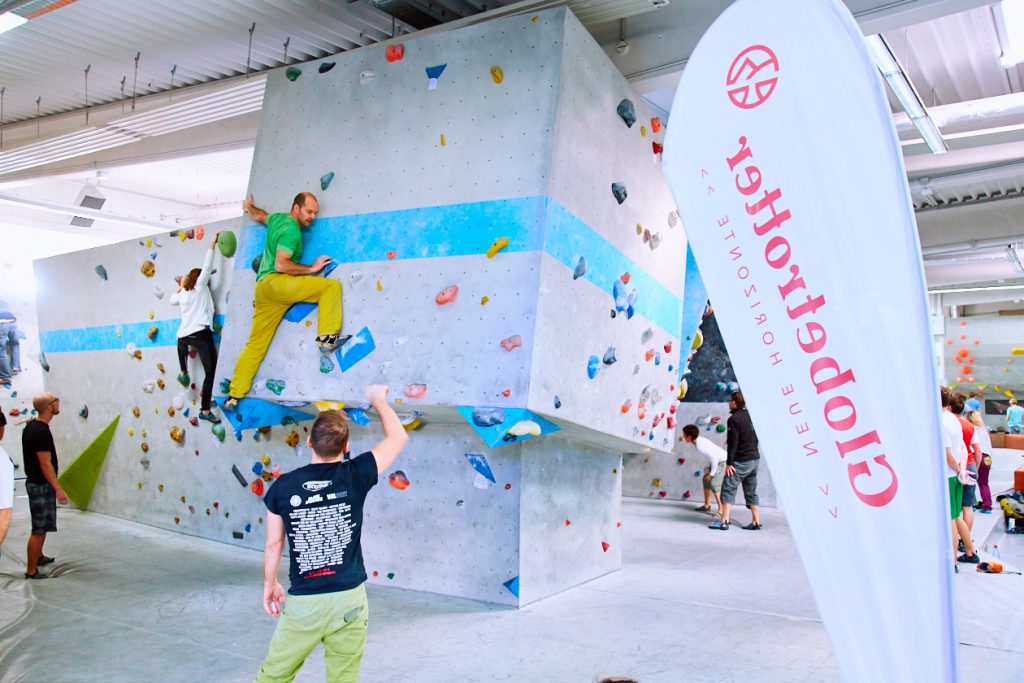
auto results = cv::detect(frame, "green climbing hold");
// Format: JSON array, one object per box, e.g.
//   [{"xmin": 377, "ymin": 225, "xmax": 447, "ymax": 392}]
[
  {"xmin": 320, "ymin": 171, "xmax": 335, "ymax": 191},
  {"xmin": 218, "ymin": 231, "xmax": 237, "ymax": 258},
  {"xmin": 320, "ymin": 355, "xmax": 334, "ymax": 373},
  {"xmin": 212, "ymin": 422, "xmax": 226, "ymax": 442},
  {"xmin": 220, "ymin": 378, "xmax": 232, "ymax": 393},
  {"xmin": 266, "ymin": 379, "xmax": 286, "ymax": 395},
  {"xmin": 286, "ymin": 67, "xmax": 302, "ymax": 81},
  {"xmin": 57, "ymin": 415, "xmax": 120, "ymax": 510}
]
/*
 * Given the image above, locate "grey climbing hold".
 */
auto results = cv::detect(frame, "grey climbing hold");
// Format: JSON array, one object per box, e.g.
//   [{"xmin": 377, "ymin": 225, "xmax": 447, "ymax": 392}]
[
  {"xmin": 95, "ymin": 265, "xmax": 108, "ymax": 280},
  {"xmin": 320, "ymin": 355, "xmax": 334, "ymax": 374},
  {"xmin": 318, "ymin": 61, "xmax": 336, "ymax": 74},
  {"xmin": 602, "ymin": 347, "xmax": 617, "ymax": 365},
  {"xmin": 612, "ymin": 183, "xmax": 627, "ymax": 204},
  {"xmin": 320, "ymin": 171, "xmax": 335, "ymax": 191},
  {"xmin": 641, "ymin": 328, "xmax": 654, "ymax": 344},
  {"xmin": 251, "ymin": 255, "xmax": 263, "ymax": 274},
  {"xmin": 616, "ymin": 98, "xmax": 636, "ymax": 128},
  {"xmin": 633, "ymin": 364, "xmax": 640, "ymax": 375},
  {"xmin": 286, "ymin": 67, "xmax": 302, "ymax": 81},
  {"xmin": 79, "ymin": 404, "xmax": 89, "ymax": 419},
  {"xmin": 472, "ymin": 407, "xmax": 505, "ymax": 427},
  {"xmin": 39, "ymin": 351, "xmax": 49, "ymax": 373},
  {"xmin": 668, "ymin": 210, "xmax": 679, "ymax": 228},
  {"xmin": 573, "ymin": 256, "xmax": 587, "ymax": 280},
  {"xmin": 554, "ymin": 395, "xmax": 561, "ymax": 409}
]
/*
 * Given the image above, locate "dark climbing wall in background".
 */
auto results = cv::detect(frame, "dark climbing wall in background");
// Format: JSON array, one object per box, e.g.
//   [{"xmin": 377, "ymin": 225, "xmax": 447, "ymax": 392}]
[{"xmin": 680, "ymin": 310, "xmax": 738, "ymax": 403}]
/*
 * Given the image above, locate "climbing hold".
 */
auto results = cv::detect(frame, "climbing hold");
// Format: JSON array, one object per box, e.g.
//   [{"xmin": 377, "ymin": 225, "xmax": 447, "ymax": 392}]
[
  {"xmin": 157, "ymin": 363, "xmax": 165, "ymax": 374},
  {"xmin": 251, "ymin": 255, "xmax": 262, "ymax": 273},
  {"xmin": 376, "ymin": 280, "xmax": 383, "ymax": 291},
  {"xmin": 132, "ymin": 406, "xmax": 141, "ymax": 418},
  {"xmin": 503, "ymin": 576, "xmax": 520, "ymax": 597},
  {"xmin": 554, "ymin": 395, "xmax": 561, "ymax": 409},
  {"xmin": 668, "ymin": 210, "xmax": 679, "ymax": 227},
  {"xmin": 500, "ymin": 335, "xmax": 522, "ymax": 352},
  {"xmin": 78, "ymin": 405, "xmax": 88, "ymax": 419},
  {"xmin": 189, "ymin": 417, "xmax": 199, "ymax": 427},
  {"xmin": 587, "ymin": 355, "xmax": 601, "ymax": 379},
  {"xmin": 616, "ymin": 98, "xmax": 636, "ymax": 127},
  {"xmin": 39, "ymin": 350, "xmax": 49, "ymax": 372},
  {"xmin": 620, "ymin": 272, "xmax": 631, "ymax": 284},
  {"xmin": 652, "ymin": 141, "xmax": 663, "ymax": 155},
  {"xmin": 508, "ymin": 420, "xmax": 540, "ymax": 437},
  {"xmin": 153, "ymin": 284, "xmax": 165, "ymax": 300},
  {"xmin": 602, "ymin": 347, "xmax": 617, "ymax": 365},
  {"xmin": 168, "ymin": 407, "xmax": 176, "ymax": 417},
  {"xmin": 403, "ymin": 384, "xmax": 428, "ymax": 399},
  {"xmin": 266, "ymin": 379, "xmax": 286, "ymax": 396},
  {"xmin": 285, "ymin": 430, "xmax": 300, "ymax": 448},
  {"xmin": 425, "ymin": 63, "xmax": 447, "ymax": 89},
  {"xmin": 490, "ymin": 65, "xmax": 504, "ymax": 84},
  {"xmin": 251, "ymin": 478, "xmax": 265, "ymax": 496},
  {"xmin": 435, "ymin": 285, "xmax": 459, "ymax": 305},
  {"xmin": 95, "ymin": 265, "xmax": 108, "ymax": 280},
  {"xmin": 638, "ymin": 402, "xmax": 647, "ymax": 420},
  {"xmin": 142, "ymin": 381, "xmax": 155, "ymax": 394},
  {"xmin": 677, "ymin": 380, "xmax": 689, "ymax": 400},
  {"xmin": 388, "ymin": 470, "xmax": 411, "ymax": 490},
  {"xmin": 218, "ymin": 231, "xmax": 237, "ymax": 258},
  {"xmin": 440, "ymin": 134, "xmax": 446, "ymax": 147},
  {"xmin": 655, "ymin": 353, "xmax": 662, "ymax": 366},
  {"xmin": 620, "ymin": 399, "xmax": 633, "ymax": 413},
  {"xmin": 652, "ymin": 478, "xmax": 662, "ymax": 487},
  {"xmin": 285, "ymin": 67, "xmax": 302, "ymax": 81},
  {"xmin": 196, "ymin": 226, "xmax": 205, "ymax": 240},
  {"xmin": 501, "ymin": 389, "xmax": 511, "ymax": 398},
  {"xmin": 651, "ymin": 117, "xmax": 662, "ymax": 133},
  {"xmin": 147, "ymin": 326, "xmax": 159, "ymax": 341},
  {"xmin": 611, "ymin": 183, "xmax": 627, "ymax": 204},
  {"xmin": 640, "ymin": 125, "xmax": 647, "ymax": 137},
  {"xmin": 472, "ymin": 407, "xmax": 505, "ymax": 427},
  {"xmin": 486, "ymin": 236, "xmax": 509, "ymax": 258},
  {"xmin": 386, "ymin": 251, "xmax": 397, "ymax": 260},
  {"xmin": 480, "ymin": 296, "xmax": 489, "ymax": 305},
  {"xmin": 691, "ymin": 329, "xmax": 704, "ymax": 351},
  {"xmin": 157, "ymin": 379, "xmax": 166, "ymax": 390},
  {"xmin": 648, "ymin": 233, "xmax": 662, "ymax": 250},
  {"xmin": 385, "ymin": 44, "xmax": 404, "ymax": 62},
  {"xmin": 319, "ymin": 355, "xmax": 335, "ymax": 374},
  {"xmin": 252, "ymin": 462, "xmax": 263, "ymax": 475},
  {"xmin": 170, "ymin": 427, "xmax": 185, "ymax": 444},
  {"xmin": 141, "ymin": 442, "xmax": 149, "ymax": 453},
  {"xmin": 318, "ymin": 61, "xmax": 335, "ymax": 74},
  {"xmin": 212, "ymin": 423, "xmax": 226, "ymax": 442},
  {"xmin": 664, "ymin": 341, "xmax": 673, "ymax": 354},
  {"xmin": 572, "ymin": 256, "xmax": 587, "ymax": 280},
  {"xmin": 320, "ymin": 171, "xmax": 335, "ymax": 191},
  {"xmin": 359, "ymin": 70, "xmax": 376, "ymax": 85},
  {"xmin": 140, "ymin": 261, "xmax": 155, "ymax": 277},
  {"xmin": 601, "ymin": 541, "xmax": 610, "ymax": 552}
]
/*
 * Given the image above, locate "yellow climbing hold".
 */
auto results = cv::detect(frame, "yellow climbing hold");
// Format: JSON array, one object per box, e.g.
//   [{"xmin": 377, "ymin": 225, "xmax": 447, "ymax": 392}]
[
  {"xmin": 490, "ymin": 66, "xmax": 503, "ymax": 84},
  {"xmin": 486, "ymin": 237, "xmax": 509, "ymax": 258},
  {"xmin": 138, "ymin": 482, "xmax": 143, "ymax": 489},
  {"xmin": 403, "ymin": 417, "xmax": 422, "ymax": 432},
  {"xmin": 315, "ymin": 401, "xmax": 346, "ymax": 412},
  {"xmin": 636, "ymin": 223, "xmax": 643, "ymax": 235},
  {"xmin": 640, "ymin": 125, "xmax": 647, "ymax": 137},
  {"xmin": 532, "ymin": 15, "xmax": 538, "ymax": 22},
  {"xmin": 677, "ymin": 379, "xmax": 689, "ymax": 400},
  {"xmin": 128, "ymin": 429, "xmax": 134, "ymax": 436},
  {"xmin": 132, "ymin": 407, "xmax": 140, "ymax": 418},
  {"xmin": 1013, "ymin": 348, "xmax": 1024, "ymax": 355},
  {"xmin": 1005, "ymin": 390, "xmax": 1016, "ymax": 398},
  {"xmin": 141, "ymin": 430, "xmax": 147, "ymax": 438},
  {"xmin": 261, "ymin": 455, "xmax": 271, "ymax": 466},
  {"xmin": 691, "ymin": 329, "xmax": 704, "ymax": 351},
  {"xmin": 440, "ymin": 134, "xmax": 446, "ymax": 147},
  {"xmin": 285, "ymin": 430, "xmax": 300, "ymax": 448},
  {"xmin": 145, "ymin": 239, "xmax": 153, "ymax": 247},
  {"xmin": 652, "ymin": 478, "xmax": 662, "ymax": 487},
  {"xmin": 305, "ymin": 320, "xmax": 312, "ymax": 327},
  {"xmin": 149, "ymin": 311, "xmax": 155, "ymax": 320},
  {"xmin": 508, "ymin": 419, "xmax": 541, "ymax": 437},
  {"xmin": 168, "ymin": 407, "xmax": 176, "ymax": 417},
  {"xmin": 158, "ymin": 484, "xmax": 164, "ymax": 492},
  {"xmin": 480, "ymin": 296, "xmax": 490, "ymax": 305},
  {"xmin": 376, "ymin": 280, "xmax": 383, "ymax": 291}
]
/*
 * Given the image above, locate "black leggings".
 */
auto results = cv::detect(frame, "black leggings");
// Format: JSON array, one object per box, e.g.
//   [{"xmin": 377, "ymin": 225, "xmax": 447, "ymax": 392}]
[{"xmin": 177, "ymin": 327, "xmax": 218, "ymax": 411}]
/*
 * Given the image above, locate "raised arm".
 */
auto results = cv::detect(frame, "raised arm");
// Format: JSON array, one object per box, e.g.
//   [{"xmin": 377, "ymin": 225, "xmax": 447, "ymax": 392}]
[
  {"xmin": 243, "ymin": 194, "xmax": 269, "ymax": 225},
  {"xmin": 366, "ymin": 385, "xmax": 409, "ymax": 473},
  {"xmin": 195, "ymin": 234, "xmax": 219, "ymax": 290}
]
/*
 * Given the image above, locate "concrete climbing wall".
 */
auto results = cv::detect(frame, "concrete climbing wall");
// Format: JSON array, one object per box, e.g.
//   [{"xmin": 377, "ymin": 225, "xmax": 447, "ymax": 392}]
[
  {"xmin": 1, "ymin": 257, "xmax": 46, "ymax": 450},
  {"xmin": 34, "ymin": 8, "xmax": 686, "ymax": 607}
]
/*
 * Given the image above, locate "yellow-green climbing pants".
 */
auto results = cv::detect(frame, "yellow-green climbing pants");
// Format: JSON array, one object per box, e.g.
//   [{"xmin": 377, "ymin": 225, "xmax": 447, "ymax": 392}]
[
  {"xmin": 229, "ymin": 273, "xmax": 342, "ymax": 399},
  {"xmin": 255, "ymin": 584, "xmax": 368, "ymax": 683}
]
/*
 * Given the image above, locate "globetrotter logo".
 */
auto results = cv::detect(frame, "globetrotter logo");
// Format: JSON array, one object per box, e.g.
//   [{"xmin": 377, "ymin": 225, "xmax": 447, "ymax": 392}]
[{"xmin": 726, "ymin": 45, "xmax": 779, "ymax": 109}]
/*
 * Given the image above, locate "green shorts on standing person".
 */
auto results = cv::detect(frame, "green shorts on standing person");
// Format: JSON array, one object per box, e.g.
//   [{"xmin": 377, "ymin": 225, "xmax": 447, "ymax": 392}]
[
  {"xmin": 948, "ymin": 476, "xmax": 963, "ymax": 520},
  {"xmin": 255, "ymin": 585, "xmax": 368, "ymax": 683}
]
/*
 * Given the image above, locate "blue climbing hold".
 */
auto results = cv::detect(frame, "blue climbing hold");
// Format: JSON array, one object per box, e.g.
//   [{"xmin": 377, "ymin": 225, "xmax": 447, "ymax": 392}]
[
  {"xmin": 587, "ymin": 355, "xmax": 600, "ymax": 379},
  {"xmin": 344, "ymin": 408, "xmax": 371, "ymax": 426},
  {"xmin": 503, "ymin": 576, "xmax": 520, "ymax": 598},
  {"xmin": 471, "ymin": 407, "xmax": 505, "ymax": 427},
  {"xmin": 320, "ymin": 171, "xmax": 335, "ymax": 191},
  {"xmin": 334, "ymin": 327, "xmax": 376, "ymax": 372},
  {"xmin": 465, "ymin": 453, "xmax": 497, "ymax": 483},
  {"xmin": 252, "ymin": 462, "xmax": 263, "ymax": 475}
]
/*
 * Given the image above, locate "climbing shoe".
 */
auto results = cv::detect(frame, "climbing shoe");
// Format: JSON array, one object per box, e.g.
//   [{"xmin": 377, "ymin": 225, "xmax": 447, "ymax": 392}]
[
  {"xmin": 317, "ymin": 334, "xmax": 351, "ymax": 353},
  {"xmin": 709, "ymin": 520, "xmax": 730, "ymax": 530},
  {"xmin": 742, "ymin": 523, "xmax": 763, "ymax": 531},
  {"xmin": 198, "ymin": 411, "xmax": 222, "ymax": 425},
  {"xmin": 177, "ymin": 372, "xmax": 190, "ymax": 387},
  {"xmin": 222, "ymin": 398, "xmax": 239, "ymax": 412},
  {"xmin": 957, "ymin": 552, "xmax": 980, "ymax": 564}
]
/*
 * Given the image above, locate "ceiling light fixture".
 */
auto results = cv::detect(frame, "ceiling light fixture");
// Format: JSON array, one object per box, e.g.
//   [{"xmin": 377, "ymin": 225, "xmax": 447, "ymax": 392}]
[
  {"xmin": 864, "ymin": 34, "xmax": 947, "ymax": 154},
  {"xmin": 0, "ymin": 11, "xmax": 26, "ymax": 35}
]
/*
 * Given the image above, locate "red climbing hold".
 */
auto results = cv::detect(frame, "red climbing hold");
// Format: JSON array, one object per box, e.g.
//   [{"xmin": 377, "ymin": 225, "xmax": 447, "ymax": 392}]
[
  {"xmin": 251, "ymin": 479, "xmax": 265, "ymax": 496},
  {"xmin": 677, "ymin": 458, "xmax": 685, "ymax": 465},
  {"xmin": 651, "ymin": 117, "xmax": 662, "ymax": 133},
  {"xmin": 658, "ymin": 491, "xmax": 667, "ymax": 497},
  {"xmin": 682, "ymin": 490, "xmax": 691, "ymax": 499},
  {"xmin": 601, "ymin": 541, "xmax": 610, "ymax": 552},
  {"xmin": 435, "ymin": 285, "xmax": 459, "ymax": 305},
  {"xmin": 664, "ymin": 341, "xmax": 673, "ymax": 353},
  {"xmin": 403, "ymin": 384, "xmax": 428, "ymax": 399},
  {"xmin": 387, "ymin": 250, "xmax": 398, "ymax": 259},
  {"xmin": 500, "ymin": 335, "xmax": 523, "ymax": 352},
  {"xmin": 389, "ymin": 470, "xmax": 411, "ymax": 490},
  {"xmin": 502, "ymin": 389, "xmax": 511, "ymax": 397},
  {"xmin": 386, "ymin": 44, "xmax": 404, "ymax": 62},
  {"xmin": 565, "ymin": 519, "xmax": 571, "ymax": 526},
  {"xmin": 652, "ymin": 141, "xmax": 664, "ymax": 155},
  {"xmin": 637, "ymin": 402, "xmax": 647, "ymax": 420},
  {"xmin": 616, "ymin": 521, "xmax": 622, "ymax": 528},
  {"xmin": 620, "ymin": 272, "xmax": 631, "ymax": 284}
]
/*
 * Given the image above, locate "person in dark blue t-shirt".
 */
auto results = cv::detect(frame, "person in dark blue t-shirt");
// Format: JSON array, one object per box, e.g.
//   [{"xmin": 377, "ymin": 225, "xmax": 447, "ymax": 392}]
[{"xmin": 256, "ymin": 384, "xmax": 409, "ymax": 683}]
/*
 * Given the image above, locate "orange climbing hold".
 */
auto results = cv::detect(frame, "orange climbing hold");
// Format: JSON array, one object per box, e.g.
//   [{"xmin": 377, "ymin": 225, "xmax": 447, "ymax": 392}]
[
  {"xmin": 403, "ymin": 384, "xmax": 428, "ymax": 399},
  {"xmin": 251, "ymin": 479, "xmax": 265, "ymax": 496},
  {"xmin": 502, "ymin": 389, "xmax": 511, "ymax": 397},
  {"xmin": 386, "ymin": 251, "xmax": 397, "ymax": 259},
  {"xmin": 386, "ymin": 44, "xmax": 404, "ymax": 62},
  {"xmin": 436, "ymin": 285, "xmax": 459, "ymax": 305},
  {"xmin": 651, "ymin": 117, "xmax": 662, "ymax": 133}
]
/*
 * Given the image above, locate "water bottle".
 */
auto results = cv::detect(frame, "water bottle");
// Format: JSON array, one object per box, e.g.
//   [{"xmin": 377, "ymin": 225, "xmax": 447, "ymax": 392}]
[{"xmin": 993, "ymin": 544, "xmax": 1001, "ymax": 560}]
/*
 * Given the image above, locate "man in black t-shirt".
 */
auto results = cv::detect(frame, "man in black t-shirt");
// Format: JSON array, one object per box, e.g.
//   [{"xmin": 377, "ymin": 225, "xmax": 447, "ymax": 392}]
[
  {"xmin": 22, "ymin": 392, "xmax": 67, "ymax": 579},
  {"xmin": 256, "ymin": 384, "xmax": 409, "ymax": 683}
]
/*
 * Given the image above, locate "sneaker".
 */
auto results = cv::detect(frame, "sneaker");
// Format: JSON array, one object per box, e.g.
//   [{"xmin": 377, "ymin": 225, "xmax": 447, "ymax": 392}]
[
  {"xmin": 709, "ymin": 520, "xmax": 730, "ymax": 530},
  {"xmin": 980, "ymin": 508, "xmax": 993, "ymax": 515},
  {"xmin": 177, "ymin": 372, "xmax": 190, "ymax": 387},
  {"xmin": 958, "ymin": 540, "xmax": 965, "ymax": 553},
  {"xmin": 742, "ymin": 523, "xmax": 763, "ymax": 531},
  {"xmin": 957, "ymin": 552, "xmax": 980, "ymax": 564},
  {"xmin": 24, "ymin": 570, "xmax": 48, "ymax": 580},
  {"xmin": 198, "ymin": 411, "xmax": 222, "ymax": 425},
  {"xmin": 37, "ymin": 555, "xmax": 55, "ymax": 565},
  {"xmin": 317, "ymin": 334, "xmax": 351, "ymax": 353},
  {"xmin": 695, "ymin": 505, "xmax": 711, "ymax": 513}
]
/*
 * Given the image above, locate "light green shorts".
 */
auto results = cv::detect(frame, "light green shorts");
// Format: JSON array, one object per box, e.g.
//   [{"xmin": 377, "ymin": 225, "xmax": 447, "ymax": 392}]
[
  {"xmin": 703, "ymin": 462, "xmax": 726, "ymax": 493},
  {"xmin": 255, "ymin": 583, "xmax": 369, "ymax": 683}
]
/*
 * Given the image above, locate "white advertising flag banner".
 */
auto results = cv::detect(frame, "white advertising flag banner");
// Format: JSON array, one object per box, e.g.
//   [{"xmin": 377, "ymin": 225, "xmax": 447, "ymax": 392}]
[{"xmin": 662, "ymin": 1, "xmax": 958, "ymax": 681}]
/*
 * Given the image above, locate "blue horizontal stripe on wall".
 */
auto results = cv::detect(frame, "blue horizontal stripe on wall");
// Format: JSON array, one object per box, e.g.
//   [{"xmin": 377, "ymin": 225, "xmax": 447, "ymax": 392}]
[
  {"xmin": 41, "ymin": 315, "xmax": 225, "ymax": 354},
  {"xmin": 235, "ymin": 196, "xmax": 683, "ymax": 336}
]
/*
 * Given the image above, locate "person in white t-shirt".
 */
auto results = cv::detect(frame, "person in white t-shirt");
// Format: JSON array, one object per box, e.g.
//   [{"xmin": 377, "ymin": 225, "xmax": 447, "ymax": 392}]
[
  {"xmin": 0, "ymin": 408, "xmax": 14, "ymax": 560},
  {"xmin": 169, "ymin": 233, "xmax": 223, "ymax": 425},
  {"xmin": 941, "ymin": 387, "xmax": 978, "ymax": 565},
  {"xmin": 682, "ymin": 424, "xmax": 725, "ymax": 518},
  {"xmin": 967, "ymin": 411, "xmax": 993, "ymax": 514}
]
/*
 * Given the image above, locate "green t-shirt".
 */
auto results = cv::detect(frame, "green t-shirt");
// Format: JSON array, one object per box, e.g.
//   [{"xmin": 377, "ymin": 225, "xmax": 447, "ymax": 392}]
[{"xmin": 257, "ymin": 213, "xmax": 303, "ymax": 281}]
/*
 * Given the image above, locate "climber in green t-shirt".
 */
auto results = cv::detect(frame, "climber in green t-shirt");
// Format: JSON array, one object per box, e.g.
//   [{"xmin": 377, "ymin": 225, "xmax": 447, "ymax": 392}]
[{"xmin": 224, "ymin": 192, "xmax": 345, "ymax": 411}]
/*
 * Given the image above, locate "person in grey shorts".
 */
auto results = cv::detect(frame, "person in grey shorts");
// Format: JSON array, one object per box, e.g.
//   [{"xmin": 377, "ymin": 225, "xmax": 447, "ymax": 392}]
[
  {"xmin": 22, "ymin": 393, "xmax": 67, "ymax": 579},
  {"xmin": 710, "ymin": 391, "xmax": 762, "ymax": 531}
]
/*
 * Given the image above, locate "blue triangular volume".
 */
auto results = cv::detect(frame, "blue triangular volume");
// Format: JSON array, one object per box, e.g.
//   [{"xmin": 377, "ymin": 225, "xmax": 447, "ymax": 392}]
[
  {"xmin": 503, "ymin": 576, "xmax": 520, "ymax": 598},
  {"xmin": 216, "ymin": 397, "xmax": 315, "ymax": 431},
  {"xmin": 465, "ymin": 453, "xmax": 496, "ymax": 483},
  {"xmin": 457, "ymin": 406, "xmax": 560, "ymax": 448},
  {"xmin": 334, "ymin": 326, "xmax": 376, "ymax": 372}
]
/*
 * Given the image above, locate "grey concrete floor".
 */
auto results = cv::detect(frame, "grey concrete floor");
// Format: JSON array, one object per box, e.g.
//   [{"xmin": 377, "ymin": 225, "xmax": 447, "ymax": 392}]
[{"xmin": 1, "ymin": 467, "xmax": 1023, "ymax": 683}]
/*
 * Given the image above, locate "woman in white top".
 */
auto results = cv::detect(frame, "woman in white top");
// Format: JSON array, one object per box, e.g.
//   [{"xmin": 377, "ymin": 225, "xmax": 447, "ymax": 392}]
[
  {"xmin": 967, "ymin": 411, "xmax": 993, "ymax": 513},
  {"xmin": 169, "ymin": 233, "xmax": 222, "ymax": 424}
]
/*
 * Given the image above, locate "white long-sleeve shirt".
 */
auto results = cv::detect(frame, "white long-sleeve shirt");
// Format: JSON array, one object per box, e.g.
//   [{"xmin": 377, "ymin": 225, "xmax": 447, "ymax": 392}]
[
  {"xmin": 169, "ymin": 247, "xmax": 218, "ymax": 338},
  {"xmin": 972, "ymin": 424, "xmax": 992, "ymax": 455},
  {"xmin": 693, "ymin": 435, "xmax": 725, "ymax": 474}
]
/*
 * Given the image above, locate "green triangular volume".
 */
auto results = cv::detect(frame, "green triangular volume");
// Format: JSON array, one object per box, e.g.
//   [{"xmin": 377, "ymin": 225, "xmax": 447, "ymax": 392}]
[{"xmin": 57, "ymin": 415, "xmax": 120, "ymax": 511}]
